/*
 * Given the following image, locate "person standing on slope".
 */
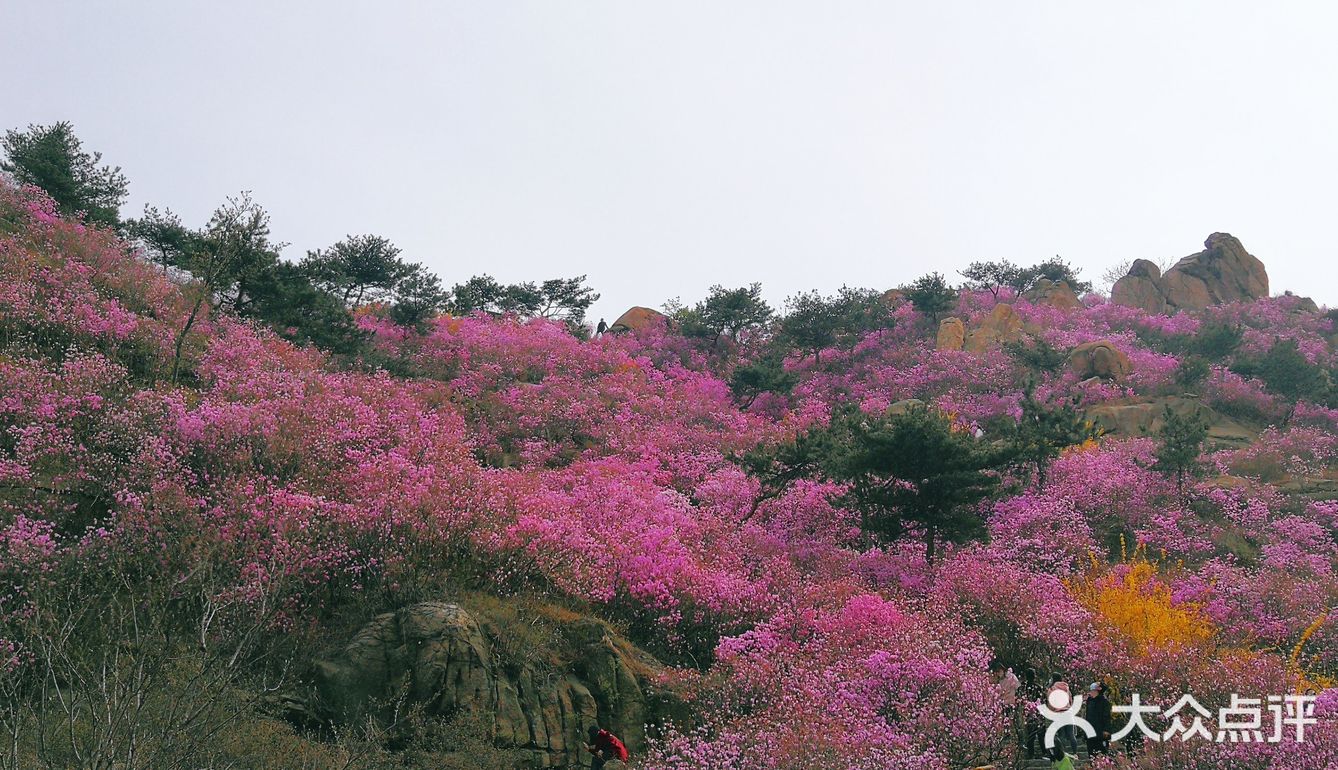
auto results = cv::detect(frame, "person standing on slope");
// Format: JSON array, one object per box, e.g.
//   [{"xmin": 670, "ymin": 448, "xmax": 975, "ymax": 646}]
[
  {"xmin": 1046, "ymin": 673, "xmax": 1080, "ymax": 754},
  {"xmin": 1084, "ymin": 681, "xmax": 1113, "ymax": 755},
  {"xmin": 586, "ymin": 724, "xmax": 629, "ymax": 769},
  {"xmin": 997, "ymin": 665, "xmax": 1022, "ymax": 749}
]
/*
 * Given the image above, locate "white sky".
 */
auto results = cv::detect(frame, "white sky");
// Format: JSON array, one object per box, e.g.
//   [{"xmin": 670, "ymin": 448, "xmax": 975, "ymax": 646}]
[{"xmin": 4, "ymin": 2, "xmax": 1336, "ymax": 323}]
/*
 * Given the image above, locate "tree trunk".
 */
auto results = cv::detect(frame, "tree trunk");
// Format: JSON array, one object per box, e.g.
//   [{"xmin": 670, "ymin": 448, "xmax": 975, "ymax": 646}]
[{"xmin": 171, "ymin": 293, "xmax": 206, "ymax": 384}]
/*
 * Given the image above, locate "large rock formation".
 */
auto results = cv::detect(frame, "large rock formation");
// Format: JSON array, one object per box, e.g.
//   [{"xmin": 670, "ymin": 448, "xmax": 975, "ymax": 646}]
[
  {"xmin": 608, "ymin": 306, "xmax": 666, "ymax": 333},
  {"xmin": 936, "ymin": 317, "xmax": 966, "ymax": 350},
  {"xmin": 965, "ymin": 303, "xmax": 1024, "ymax": 353},
  {"xmin": 1068, "ymin": 340, "xmax": 1132, "ymax": 380},
  {"xmin": 1111, "ymin": 234, "xmax": 1269, "ymax": 314},
  {"xmin": 311, "ymin": 602, "xmax": 667, "ymax": 769},
  {"xmin": 1085, "ymin": 396, "xmax": 1255, "ymax": 447},
  {"xmin": 1023, "ymin": 278, "xmax": 1083, "ymax": 310},
  {"xmin": 881, "ymin": 288, "xmax": 906, "ymax": 306},
  {"xmin": 1111, "ymin": 259, "xmax": 1167, "ymax": 314}
]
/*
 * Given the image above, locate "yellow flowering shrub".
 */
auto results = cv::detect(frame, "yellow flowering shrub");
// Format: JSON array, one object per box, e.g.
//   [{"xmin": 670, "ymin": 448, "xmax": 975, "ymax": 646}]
[{"xmin": 1070, "ymin": 552, "xmax": 1214, "ymax": 654}]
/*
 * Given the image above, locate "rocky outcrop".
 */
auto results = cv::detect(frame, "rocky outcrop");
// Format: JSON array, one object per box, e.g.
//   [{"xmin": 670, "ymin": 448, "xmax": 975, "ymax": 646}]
[
  {"xmin": 965, "ymin": 303, "xmax": 1024, "ymax": 353},
  {"xmin": 1111, "ymin": 234, "xmax": 1269, "ymax": 314},
  {"xmin": 608, "ymin": 306, "xmax": 666, "ymax": 333},
  {"xmin": 887, "ymin": 398, "xmax": 926, "ymax": 415},
  {"xmin": 1068, "ymin": 340, "xmax": 1132, "ymax": 380},
  {"xmin": 1111, "ymin": 259, "xmax": 1167, "ymax": 314},
  {"xmin": 1085, "ymin": 396, "xmax": 1255, "ymax": 447},
  {"xmin": 1162, "ymin": 233, "xmax": 1269, "ymax": 306},
  {"xmin": 1280, "ymin": 291, "xmax": 1320, "ymax": 314},
  {"xmin": 1023, "ymin": 278, "xmax": 1083, "ymax": 310},
  {"xmin": 311, "ymin": 602, "xmax": 667, "ymax": 769},
  {"xmin": 936, "ymin": 317, "xmax": 966, "ymax": 350}
]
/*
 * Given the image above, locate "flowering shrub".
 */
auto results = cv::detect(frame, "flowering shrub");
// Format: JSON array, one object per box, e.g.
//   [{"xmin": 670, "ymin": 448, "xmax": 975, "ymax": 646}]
[
  {"xmin": 794, "ymin": 342, "xmax": 1023, "ymax": 424},
  {"xmin": 0, "ymin": 183, "xmax": 195, "ymax": 374},
  {"xmin": 364, "ymin": 311, "xmax": 771, "ymax": 469},
  {"xmin": 1203, "ymin": 366, "xmax": 1281, "ymax": 422},
  {"xmin": 498, "ymin": 458, "xmax": 783, "ymax": 632},
  {"xmin": 935, "ymin": 547, "xmax": 1096, "ymax": 676},
  {"xmin": 1072, "ymin": 557, "xmax": 1215, "ymax": 656},
  {"xmin": 1, "ymin": 178, "xmax": 1335, "ymax": 766},
  {"xmin": 986, "ymin": 493, "xmax": 1094, "ymax": 574},
  {"xmin": 1214, "ymin": 425, "xmax": 1338, "ymax": 479},
  {"xmin": 645, "ymin": 592, "xmax": 1006, "ymax": 770}
]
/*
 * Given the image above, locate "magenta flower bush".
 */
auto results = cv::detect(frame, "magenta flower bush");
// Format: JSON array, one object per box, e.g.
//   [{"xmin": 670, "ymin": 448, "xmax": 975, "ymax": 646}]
[{"xmin": 645, "ymin": 592, "xmax": 1005, "ymax": 770}]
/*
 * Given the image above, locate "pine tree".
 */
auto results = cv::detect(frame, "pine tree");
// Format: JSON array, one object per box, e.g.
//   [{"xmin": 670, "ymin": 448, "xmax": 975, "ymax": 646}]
[
  {"xmin": 750, "ymin": 404, "xmax": 1005, "ymax": 563},
  {"xmin": 1154, "ymin": 406, "xmax": 1209, "ymax": 494},
  {"xmin": 1007, "ymin": 389, "xmax": 1100, "ymax": 487},
  {"xmin": 2, "ymin": 121, "xmax": 128, "ymax": 227}
]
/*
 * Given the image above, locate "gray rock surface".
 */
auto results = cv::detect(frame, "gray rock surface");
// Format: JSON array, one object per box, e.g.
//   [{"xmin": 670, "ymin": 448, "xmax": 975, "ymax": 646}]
[
  {"xmin": 1085, "ymin": 395, "xmax": 1255, "ymax": 447},
  {"xmin": 312, "ymin": 602, "xmax": 665, "ymax": 769}
]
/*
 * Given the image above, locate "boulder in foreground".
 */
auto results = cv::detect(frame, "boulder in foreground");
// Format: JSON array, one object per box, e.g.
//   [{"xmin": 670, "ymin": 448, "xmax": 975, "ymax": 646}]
[{"xmin": 312, "ymin": 602, "xmax": 668, "ymax": 769}]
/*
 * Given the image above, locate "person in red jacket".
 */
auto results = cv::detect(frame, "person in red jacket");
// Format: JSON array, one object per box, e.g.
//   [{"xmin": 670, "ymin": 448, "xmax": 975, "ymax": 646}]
[{"xmin": 586, "ymin": 725, "xmax": 629, "ymax": 768}]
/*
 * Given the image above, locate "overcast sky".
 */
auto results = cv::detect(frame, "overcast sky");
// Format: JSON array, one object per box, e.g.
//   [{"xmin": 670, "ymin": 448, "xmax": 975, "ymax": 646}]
[{"xmin": 4, "ymin": 2, "xmax": 1336, "ymax": 322}]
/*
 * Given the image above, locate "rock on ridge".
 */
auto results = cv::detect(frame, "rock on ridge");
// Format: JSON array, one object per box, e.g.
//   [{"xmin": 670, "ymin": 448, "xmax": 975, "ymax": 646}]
[
  {"xmin": 608, "ymin": 306, "xmax": 666, "ymax": 333},
  {"xmin": 1022, "ymin": 278, "xmax": 1083, "ymax": 310},
  {"xmin": 1111, "ymin": 233, "xmax": 1269, "ymax": 314},
  {"xmin": 1068, "ymin": 339, "xmax": 1132, "ymax": 380}
]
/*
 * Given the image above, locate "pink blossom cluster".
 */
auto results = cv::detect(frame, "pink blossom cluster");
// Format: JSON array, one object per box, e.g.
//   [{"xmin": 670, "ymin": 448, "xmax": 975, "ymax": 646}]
[{"xmin": 645, "ymin": 592, "xmax": 1005, "ymax": 770}]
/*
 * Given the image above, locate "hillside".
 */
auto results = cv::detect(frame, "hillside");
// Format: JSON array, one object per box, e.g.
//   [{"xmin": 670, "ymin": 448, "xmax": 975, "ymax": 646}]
[{"xmin": 2, "ymin": 178, "xmax": 1337, "ymax": 769}]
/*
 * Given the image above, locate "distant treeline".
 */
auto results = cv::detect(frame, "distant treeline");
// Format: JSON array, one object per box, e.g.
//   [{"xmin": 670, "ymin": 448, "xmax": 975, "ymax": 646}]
[{"xmin": 4, "ymin": 120, "xmax": 1091, "ymax": 358}]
